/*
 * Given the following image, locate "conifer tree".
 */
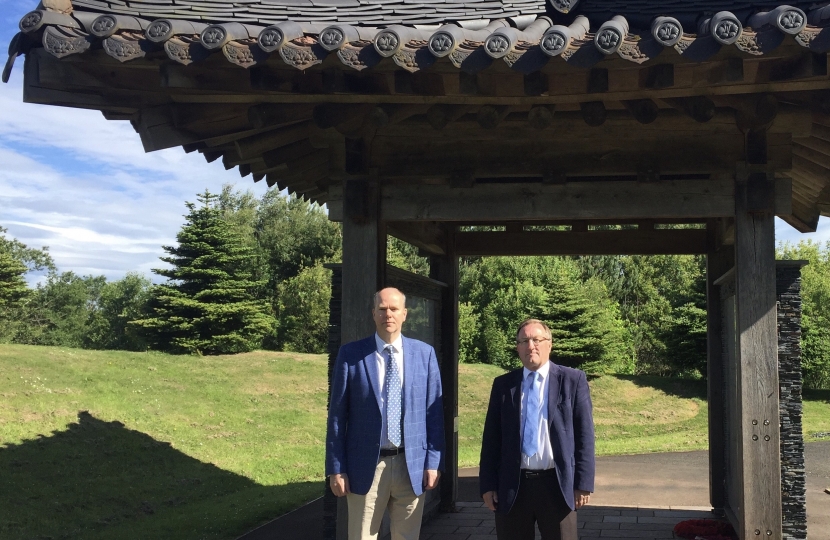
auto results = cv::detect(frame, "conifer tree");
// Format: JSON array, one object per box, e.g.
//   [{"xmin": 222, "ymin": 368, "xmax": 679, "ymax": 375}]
[
  {"xmin": 133, "ymin": 191, "xmax": 275, "ymax": 354},
  {"xmin": 0, "ymin": 249, "xmax": 28, "ymax": 309}
]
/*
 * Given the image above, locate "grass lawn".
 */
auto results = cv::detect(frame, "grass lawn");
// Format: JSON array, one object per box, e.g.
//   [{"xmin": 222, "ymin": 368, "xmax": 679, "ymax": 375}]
[
  {"xmin": 0, "ymin": 345, "xmax": 327, "ymax": 540},
  {"xmin": 2, "ymin": 344, "xmax": 830, "ymax": 539}
]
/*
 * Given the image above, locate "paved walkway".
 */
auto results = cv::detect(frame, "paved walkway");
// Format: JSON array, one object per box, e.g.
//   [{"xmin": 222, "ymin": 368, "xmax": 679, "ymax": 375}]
[
  {"xmin": 251, "ymin": 442, "xmax": 830, "ymax": 539},
  {"xmin": 421, "ymin": 503, "xmax": 718, "ymax": 540}
]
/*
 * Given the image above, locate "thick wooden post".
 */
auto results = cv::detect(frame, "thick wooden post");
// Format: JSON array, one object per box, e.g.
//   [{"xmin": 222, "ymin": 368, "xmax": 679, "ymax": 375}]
[
  {"xmin": 733, "ymin": 133, "xmax": 783, "ymax": 538},
  {"xmin": 336, "ymin": 178, "xmax": 386, "ymax": 540},
  {"xmin": 430, "ymin": 228, "xmax": 459, "ymax": 511},
  {"xmin": 706, "ymin": 222, "xmax": 733, "ymax": 513}
]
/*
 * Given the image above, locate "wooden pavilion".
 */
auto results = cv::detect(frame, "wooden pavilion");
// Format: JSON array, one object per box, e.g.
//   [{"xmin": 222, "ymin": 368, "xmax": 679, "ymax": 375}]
[{"xmin": 6, "ymin": 0, "xmax": 828, "ymax": 537}]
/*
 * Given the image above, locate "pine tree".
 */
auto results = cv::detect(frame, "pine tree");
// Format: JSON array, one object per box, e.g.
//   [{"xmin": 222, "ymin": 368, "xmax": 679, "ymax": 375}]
[
  {"xmin": 0, "ymin": 249, "xmax": 28, "ymax": 309},
  {"xmin": 132, "ymin": 191, "xmax": 275, "ymax": 355}
]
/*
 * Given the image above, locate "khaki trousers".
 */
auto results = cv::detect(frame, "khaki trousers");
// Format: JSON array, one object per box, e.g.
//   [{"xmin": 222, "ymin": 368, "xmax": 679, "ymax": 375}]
[{"xmin": 346, "ymin": 454, "xmax": 425, "ymax": 540}]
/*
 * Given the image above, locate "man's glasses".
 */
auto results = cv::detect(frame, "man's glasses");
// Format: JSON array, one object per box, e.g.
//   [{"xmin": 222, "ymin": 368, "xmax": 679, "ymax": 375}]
[{"xmin": 516, "ymin": 337, "xmax": 551, "ymax": 346}]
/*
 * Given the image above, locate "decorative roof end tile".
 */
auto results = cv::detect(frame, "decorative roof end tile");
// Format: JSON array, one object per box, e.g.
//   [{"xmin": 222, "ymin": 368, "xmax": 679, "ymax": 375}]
[
  {"xmin": 651, "ymin": 16, "xmax": 682, "ymax": 47},
  {"xmin": 594, "ymin": 15, "xmax": 628, "ymax": 55},
  {"xmin": 258, "ymin": 21, "xmax": 305, "ymax": 52}
]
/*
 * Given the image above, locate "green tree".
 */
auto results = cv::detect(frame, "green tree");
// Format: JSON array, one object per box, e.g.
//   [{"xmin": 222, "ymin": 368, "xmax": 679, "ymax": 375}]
[
  {"xmin": 0, "ymin": 250, "xmax": 28, "ymax": 309},
  {"xmin": 388, "ymin": 237, "xmax": 430, "ymax": 276},
  {"xmin": 578, "ymin": 254, "xmax": 706, "ymax": 376},
  {"xmin": 276, "ymin": 263, "xmax": 332, "ymax": 353},
  {"xmin": 12, "ymin": 272, "xmax": 107, "ymax": 347},
  {"xmin": 133, "ymin": 191, "xmax": 276, "ymax": 355},
  {"xmin": 0, "ymin": 226, "xmax": 56, "ymax": 275},
  {"xmin": 84, "ymin": 273, "xmax": 152, "ymax": 351},
  {"xmin": 778, "ymin": 240, "xmax": 830, "ymax": 389},
  {"xmin": 459, "ymin": 256, "xmax": 629, "ymax": 372},
  {"xmin": 255, "ymin": 189, "xmax": 341, "ymax": 285}
]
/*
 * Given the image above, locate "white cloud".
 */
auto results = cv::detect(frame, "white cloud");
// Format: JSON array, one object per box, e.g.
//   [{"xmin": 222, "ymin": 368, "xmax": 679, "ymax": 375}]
[{"xmin": 0, "ymin": 70, "xmax": 270, "ymax": 282}]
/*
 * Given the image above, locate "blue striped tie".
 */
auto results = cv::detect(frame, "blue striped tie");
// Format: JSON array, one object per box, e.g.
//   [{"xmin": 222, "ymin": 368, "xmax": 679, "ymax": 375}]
[
  {"xmin": 385, "ymin": 345, "xmax": 402, "ymax": 447},
  {"xmin": 522, "ymin": 371, "xmax": 541, "ymax": 457}
]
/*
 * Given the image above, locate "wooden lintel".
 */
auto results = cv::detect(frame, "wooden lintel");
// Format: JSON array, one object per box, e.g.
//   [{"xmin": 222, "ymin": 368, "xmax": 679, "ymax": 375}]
[
  {"xmin": 374, "ymin": 180, "xmax": 736, "ymax": 221},
  {"xmin": 454, "ymin": 229, "xmax": 708, "ymax": 256},
  {"xmin": 328, "ymin": 179, "xmax": 794, "ymax": 222}
]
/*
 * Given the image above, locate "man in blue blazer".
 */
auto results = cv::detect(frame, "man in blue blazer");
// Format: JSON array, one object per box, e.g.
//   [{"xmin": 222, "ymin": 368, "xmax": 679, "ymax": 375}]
[
  {"xmin": 480, "ymin": 319, "xmax": 595, "ymax": 540},
  {"xmin": 326, "ymin": 287, "xmax": 445, "ymax": 540}
]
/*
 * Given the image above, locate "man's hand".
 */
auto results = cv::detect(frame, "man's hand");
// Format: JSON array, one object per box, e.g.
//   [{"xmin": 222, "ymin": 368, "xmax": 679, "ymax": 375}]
[
  {"xmin": 423, "ymin": 469, "xmax": 440, "ymax": 490},
  {"xmin": 482, "ymin": 491, "xmax": 498, "ymax": 512},
  {"xmin": 329, "ymin": 473, "xmax": 350, "ymax": 497},
  {"xmin": 574, "ymin": 489, "xmax": 591, "ymax": 509}
]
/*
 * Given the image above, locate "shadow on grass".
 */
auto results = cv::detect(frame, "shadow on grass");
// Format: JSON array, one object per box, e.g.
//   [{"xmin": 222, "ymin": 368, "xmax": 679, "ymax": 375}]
[
  {"xmin": 614, "ymin": 374, "xmax": 708, "ymax": 401},
  {"xmin": 0, "ymin": 411, "xmax": 321, "ymax": 540},
  {"xmin": 803, "ymin": 388, "xmax": 830, "ymax": 405}
]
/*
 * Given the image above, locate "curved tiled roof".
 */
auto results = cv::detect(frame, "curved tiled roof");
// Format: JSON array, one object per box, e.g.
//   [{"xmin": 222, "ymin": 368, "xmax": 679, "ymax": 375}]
[{"xmin": 7, "ymin": 2, "xmax": 830, "ymax": 76}]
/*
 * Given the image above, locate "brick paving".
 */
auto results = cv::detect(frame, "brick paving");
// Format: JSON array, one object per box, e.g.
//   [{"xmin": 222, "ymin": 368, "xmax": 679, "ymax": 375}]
[{"xmin": 420, "ymin": 502, "xmax": 718, "ymax": 540}]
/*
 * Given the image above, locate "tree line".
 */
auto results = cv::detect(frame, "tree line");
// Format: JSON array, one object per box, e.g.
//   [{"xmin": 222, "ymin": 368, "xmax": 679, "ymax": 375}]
[{"xmin": 2, "ymin": 187, "xmax": 829, "ymax": 389}]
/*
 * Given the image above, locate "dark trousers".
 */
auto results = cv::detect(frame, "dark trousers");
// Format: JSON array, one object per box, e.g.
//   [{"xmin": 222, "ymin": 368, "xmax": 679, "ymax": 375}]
[{"xmin": 494, "ymin": 470, "xmax": 577, "ymax": 540}]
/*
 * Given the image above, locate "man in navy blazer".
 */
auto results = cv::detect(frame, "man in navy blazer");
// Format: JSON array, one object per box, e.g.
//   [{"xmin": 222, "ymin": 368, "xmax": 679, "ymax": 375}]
[
  {"xmin": 480, "ymin": 319, "xmax": 595, "ymax": 540},
  {"xmin": 326, "ymin": 287, "xmax": 445, "ymax": 540}
]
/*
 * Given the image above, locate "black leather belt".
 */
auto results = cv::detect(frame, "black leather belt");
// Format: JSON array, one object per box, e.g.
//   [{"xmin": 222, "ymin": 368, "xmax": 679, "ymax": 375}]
[
  {"xmin": 379, "ymin": 447, "xmax": 405, "ymax": 457},
  {"xmin": 521, "ymin": 468, "xmax": 555, "ymax": 478}
]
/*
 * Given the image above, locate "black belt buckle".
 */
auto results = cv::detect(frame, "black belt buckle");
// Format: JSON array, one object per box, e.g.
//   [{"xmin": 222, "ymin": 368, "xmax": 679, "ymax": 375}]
[{"xmin": 380, "ymin": 447, "xmax": 405, "ymax": 457}]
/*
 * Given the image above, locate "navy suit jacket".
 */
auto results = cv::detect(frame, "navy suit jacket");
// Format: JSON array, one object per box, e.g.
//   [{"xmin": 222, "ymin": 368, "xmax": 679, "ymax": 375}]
[
  {"xmin": 326, "ymin": 335, "xmax": 445, "ymax": 496},
  {"xmin": 479, "ymin": 363, "xmax": 595, "ymax": 513}
]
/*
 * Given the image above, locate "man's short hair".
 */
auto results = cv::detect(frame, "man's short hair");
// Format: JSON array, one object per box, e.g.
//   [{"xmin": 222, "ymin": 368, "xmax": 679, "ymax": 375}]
[
  {"xmin": 372, "ymin": 288, "xmax": 407, "ymax": 308},
  {"xmin": 515, "ymin": 318, "xmax": 552, "ymax": 341}
]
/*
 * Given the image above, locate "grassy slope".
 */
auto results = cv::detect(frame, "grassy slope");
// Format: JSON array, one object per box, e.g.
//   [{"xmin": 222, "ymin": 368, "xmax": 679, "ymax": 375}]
[
  {"xmin": 0, "ymin": 345, "xmax": 327, "ymax": 540},
  {"xmin": 2, "ymin": 345, "xmax": 829, "ymax": 539}
]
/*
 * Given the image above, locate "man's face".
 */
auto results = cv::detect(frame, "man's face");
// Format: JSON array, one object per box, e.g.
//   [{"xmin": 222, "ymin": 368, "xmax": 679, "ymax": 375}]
[
  {"xmin": 373, "ymin": 288, "xmax": 407, "ymax": 339},
  {"xmin": 516, "ymin": 323, "xmax": 552, "ymax": 372}
]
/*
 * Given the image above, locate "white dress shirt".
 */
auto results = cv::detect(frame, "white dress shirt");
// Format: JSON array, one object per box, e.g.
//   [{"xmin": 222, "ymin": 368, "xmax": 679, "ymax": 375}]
[
  {"xmin": 375, "ymin": 333, "xmax": 404, "ymax": 449},
  {"xmin": 520, "ymin": 360, "xmax": 556, "ymax": 470}
]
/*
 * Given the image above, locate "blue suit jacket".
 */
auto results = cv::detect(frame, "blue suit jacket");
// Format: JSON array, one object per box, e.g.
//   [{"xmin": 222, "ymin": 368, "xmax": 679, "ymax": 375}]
[
  {"xmin": 326, "ymin": 335, "xmax": 445, "ymax": 496},
  {"xmin": 479, "ymin": 363, "xmax": 595, "ymax": 513}
]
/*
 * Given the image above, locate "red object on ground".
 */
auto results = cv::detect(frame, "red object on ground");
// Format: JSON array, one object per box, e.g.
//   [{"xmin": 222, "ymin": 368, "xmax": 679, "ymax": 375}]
[{"xmin": 673, "ymin": 519, "xmax": 737, "ymax": 540}]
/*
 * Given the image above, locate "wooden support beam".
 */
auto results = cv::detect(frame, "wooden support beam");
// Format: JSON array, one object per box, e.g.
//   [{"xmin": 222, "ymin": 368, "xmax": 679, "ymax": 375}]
[
  {"xmin": 712, "ymin": 94, "xmax": 778, "ymax": 132},
  {"xmin": 387, "ymin": 222, "xmax": 447, "ymax": 255},
  {"xmin": 235, "ymin": 122, "xmax": 314, "ymax": 160},
  {"xmin": 262, "ymin": 139, "xmax": 320, "ymax": 168},
  {"xmin": 430, "ymin": 233, "xmax": 459, "ymax": 512},
  {"xmin": 248, "ymin": 103, "xmax": 314, "ymax": 129},
  {"xmin": 733, "ymin": 173, "xmax": 783, "ymax": 540},
  {"xmin": 453, "ymin": 228, "xmax": 708, "ymax": 256},
  {"xmin": 707, "ymin": 233, "xmax": 734, "ymax": 513},
  {"xmin": 329, "ymin": 180, "xmax": 738, "ymax": 222}
]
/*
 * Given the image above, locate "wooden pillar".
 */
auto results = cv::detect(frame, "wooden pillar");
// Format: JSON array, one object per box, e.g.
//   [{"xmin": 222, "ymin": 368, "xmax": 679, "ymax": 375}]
[
  {"xmin": 430, "ymin": 228, "xmax": 459, "ymax": 511},
  {"xmin": 341, "ymin": 178, "xmax": 386, "ymax": 342},
  {"xmin": 336, "ymin": 177, "xmax": 386, "ymax": 540},
  {"xmin": 706, "ymin": 221, "xmax": 733, "ymax": 513},
  {"xmin": 733, "ymin": 129, "xmax": 783, "ymax": 538}
]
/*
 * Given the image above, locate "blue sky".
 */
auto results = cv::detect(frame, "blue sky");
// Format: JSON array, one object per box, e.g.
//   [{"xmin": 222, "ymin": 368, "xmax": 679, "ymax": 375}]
[{"xmin": 1, "ymin": 1, "xmax": 828, "ymax": 285}]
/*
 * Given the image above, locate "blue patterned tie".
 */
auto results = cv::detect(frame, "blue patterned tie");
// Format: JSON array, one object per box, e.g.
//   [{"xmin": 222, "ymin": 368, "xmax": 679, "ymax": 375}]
[
  {"xmin": 522, "ymin": 371, "xmax": 541, "ymax": 457},
  {"xmin": 385, "ymin": 345, "xmax": 402, "ymax": 447}
]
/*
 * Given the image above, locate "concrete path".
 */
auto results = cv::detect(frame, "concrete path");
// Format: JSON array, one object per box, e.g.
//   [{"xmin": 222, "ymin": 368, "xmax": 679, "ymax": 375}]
[{"xmin": 247, "ymin": 441, "xmax": 830, "ymax": 539}]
